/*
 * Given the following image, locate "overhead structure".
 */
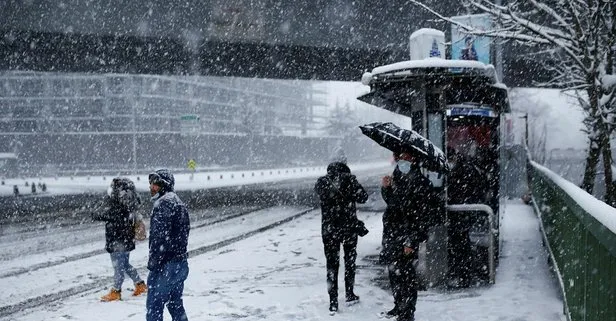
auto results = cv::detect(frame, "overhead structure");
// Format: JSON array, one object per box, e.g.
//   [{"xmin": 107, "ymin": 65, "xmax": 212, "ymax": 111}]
[{"xmin": 358, "ymin": 28, "xmax": 511, "ymax": 288}]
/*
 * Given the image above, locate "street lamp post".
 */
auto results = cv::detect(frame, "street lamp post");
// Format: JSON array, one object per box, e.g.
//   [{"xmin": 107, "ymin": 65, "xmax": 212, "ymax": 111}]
[
  {"xmin": 131, "ymin": 77, "xmax": 138, "ymax": 174},
  {"xmin": 520, "ymin": 113, "xmax": 529, "ymax": 150},
  {"xmin": 520, "ymin": 113, "xmax": 531, "ymax": 188}
]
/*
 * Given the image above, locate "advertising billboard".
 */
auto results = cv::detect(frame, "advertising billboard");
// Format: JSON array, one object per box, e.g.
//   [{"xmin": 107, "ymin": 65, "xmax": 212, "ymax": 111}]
[
  {"xmin": 409, "ymin": 28, "xmax": 445, "ymax": 60},
  {"xmin": 451, "ymin": 14, "xmax": 492, "ymax": 65}
]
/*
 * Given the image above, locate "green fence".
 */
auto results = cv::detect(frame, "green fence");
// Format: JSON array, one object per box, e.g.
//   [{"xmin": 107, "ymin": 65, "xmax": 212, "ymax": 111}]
[{"xmin": 529, "ymin": 161, "xmax": 616, "ymax": 321}]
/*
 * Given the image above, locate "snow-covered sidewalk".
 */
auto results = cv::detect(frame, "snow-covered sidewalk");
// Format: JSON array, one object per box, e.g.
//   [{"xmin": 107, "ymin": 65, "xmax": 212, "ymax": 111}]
[
  {"xmin": 413, "ymin": 200, "xmax": 566, "ymax": 321},
  {"xmin": 7, "ymin": 199, "xmax": 565, "ymax": 321}
]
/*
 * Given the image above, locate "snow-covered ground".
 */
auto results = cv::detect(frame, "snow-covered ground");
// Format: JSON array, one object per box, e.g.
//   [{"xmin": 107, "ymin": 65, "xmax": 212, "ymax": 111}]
[{"xmin": 2, "ymin": 198, "xmax": 565, "ymax": 321}]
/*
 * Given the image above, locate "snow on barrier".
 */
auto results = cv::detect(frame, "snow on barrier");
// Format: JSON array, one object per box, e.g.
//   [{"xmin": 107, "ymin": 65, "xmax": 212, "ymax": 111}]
[
  {"xmin": 529, "ymin": 161, "xmax": 616, "ymax": 321},
  {"xmin": 0, "ymin": 162, "xmax": 390, "ymax": 223}
]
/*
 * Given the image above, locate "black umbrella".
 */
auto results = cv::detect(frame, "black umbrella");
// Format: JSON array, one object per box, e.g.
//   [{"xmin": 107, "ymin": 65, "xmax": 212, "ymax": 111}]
[{"xmin": 359, "ymin": 122, "xmax": 449, "ymax": 173}]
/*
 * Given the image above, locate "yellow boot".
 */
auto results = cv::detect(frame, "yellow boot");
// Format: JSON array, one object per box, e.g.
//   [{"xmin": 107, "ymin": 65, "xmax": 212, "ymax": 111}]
[
  {"xmin": 132, "ymin": 281, "xmax": 147, "ymax": 296},
  {"xmin": 100, "ymin": 288, "xmax": 121, "ymax": 302}
]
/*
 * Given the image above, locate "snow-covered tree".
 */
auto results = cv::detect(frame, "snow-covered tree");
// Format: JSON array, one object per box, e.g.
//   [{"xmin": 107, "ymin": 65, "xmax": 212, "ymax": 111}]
[
  {"xmin": 410, "ymin": 0, "xmax": 616, "ymax": 203},
  {"xmin": 325, "ymin": 99, "xmax": 358, "ymax": 137}
]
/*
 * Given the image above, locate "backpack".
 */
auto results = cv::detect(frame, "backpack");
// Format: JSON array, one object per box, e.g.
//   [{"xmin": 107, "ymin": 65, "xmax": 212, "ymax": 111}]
[
  {"xmin": 111, "ymin": 177, "xmax": 146, "ymax": 241},
  {"xmin": 133, "ymin": 216, "xmax": 147, "ymax": 241}
]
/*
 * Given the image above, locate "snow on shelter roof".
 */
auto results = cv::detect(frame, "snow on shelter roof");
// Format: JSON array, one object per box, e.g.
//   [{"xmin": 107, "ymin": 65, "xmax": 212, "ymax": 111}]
[
  {"xmin": 410, "ymin": 28, "xmax": 444, "ymax": 40},
  {"xmin": 362, "ymin": 58, "xmax": 501, "ymax": 86}
]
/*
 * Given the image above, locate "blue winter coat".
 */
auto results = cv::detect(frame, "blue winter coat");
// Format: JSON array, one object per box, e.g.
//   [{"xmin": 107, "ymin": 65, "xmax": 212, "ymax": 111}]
[{"xmin": 148, "ymin": 191, "xmax": 190, "ymax": 271}]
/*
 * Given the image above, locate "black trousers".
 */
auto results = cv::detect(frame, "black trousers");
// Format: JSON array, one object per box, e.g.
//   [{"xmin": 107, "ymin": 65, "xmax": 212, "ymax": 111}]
[
  {"xmin": 448, "ymin": 213, "xmax": 472, "ymax": 285},
  {"xmin": 388, "ymin": 256, "xmax": 418, "ymax": 321},
  {"xmin": 322, "ymin": 234, "xmax": 358, "ymax": 303}
]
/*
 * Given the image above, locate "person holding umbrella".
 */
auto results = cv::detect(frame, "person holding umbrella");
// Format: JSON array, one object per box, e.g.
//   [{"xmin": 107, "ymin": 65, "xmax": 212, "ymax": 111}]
[
  {"xmin": 359, "ymin": 122, "xmax": 449, "ymax": 175},
  {"xmin": 359, "ymin": 122, "xmax": 445, "ymax": 320},
  {"xmin": 380, "ymin": 149, "xmax": 437, "ymax": 321}
]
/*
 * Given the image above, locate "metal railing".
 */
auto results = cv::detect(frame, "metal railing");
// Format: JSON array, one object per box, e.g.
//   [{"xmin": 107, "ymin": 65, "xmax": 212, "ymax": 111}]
[
  {"xmin": 529, "ymin": 161, "xmax": 616, "ymax": 321},
  {"xmin": 447, "ymin": 203, "xmax": 497, "ymax": 284}
]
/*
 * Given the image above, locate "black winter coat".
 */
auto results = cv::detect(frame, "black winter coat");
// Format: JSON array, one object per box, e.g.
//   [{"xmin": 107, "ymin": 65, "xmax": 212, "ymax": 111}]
[
  {"xmin": 381, "ymin": 166, "xmax": 436, "ymax": 263},
  {"xmin": 315, "ymin": 162, "xmax": 369, "ymax": 240},
  {"xmin": 447, "ymin": 161, "xmax": 486, "ymax": 204},
  {"xmin": 92, "ymin": 196, "xmax": 136, "ymax": 253}
]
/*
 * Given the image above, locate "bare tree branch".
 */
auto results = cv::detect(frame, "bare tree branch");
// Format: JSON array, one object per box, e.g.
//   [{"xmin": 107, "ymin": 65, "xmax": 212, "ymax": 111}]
[
  {"xmin": 408, "ymin": 0, "xmax": 616, "ymax": 195},
  {"xmin": 407, "ymin": 0, "xmax": 552, "ymax": 44}
]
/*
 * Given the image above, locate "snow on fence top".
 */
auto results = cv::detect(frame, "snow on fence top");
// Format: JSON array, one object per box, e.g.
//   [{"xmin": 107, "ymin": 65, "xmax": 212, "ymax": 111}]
[
  {"xmin": 531, "ymin": 160, "xmax": 616, "ymax": 235},
  {"xmin": 361, "ymin": 58, "xmax": 500, "ymax": 86}
]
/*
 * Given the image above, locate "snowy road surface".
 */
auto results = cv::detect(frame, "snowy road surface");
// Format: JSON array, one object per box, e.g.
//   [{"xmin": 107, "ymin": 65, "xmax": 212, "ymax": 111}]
[{"xmin": 1, "ymin": 199, "xmax": 565, "ymax": 321}]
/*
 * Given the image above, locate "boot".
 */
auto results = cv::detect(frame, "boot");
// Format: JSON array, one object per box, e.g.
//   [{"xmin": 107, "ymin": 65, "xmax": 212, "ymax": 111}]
[
  {"xmin": 328, "ymin": 299, "xmax": 338, "ymax": 315},
  {"xmin": 100, "ymin": 288, "xmax": 121, "ymax": 302},
  {"xmin": 384, "ymin": 306, "xmax": 399, "ymax": 319},
  {"xmin": 132, "ymin": 281, "xmax": 147, "ymax": 296},
  {"xmin": 345, "ymin": 293, "xmax": 360, "ymax": 305}
]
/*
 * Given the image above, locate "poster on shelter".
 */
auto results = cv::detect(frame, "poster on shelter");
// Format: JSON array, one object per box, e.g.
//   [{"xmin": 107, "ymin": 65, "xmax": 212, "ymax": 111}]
[{"xmin": 451, "ymin": 14, "xmax": 491, "ymax": 65}]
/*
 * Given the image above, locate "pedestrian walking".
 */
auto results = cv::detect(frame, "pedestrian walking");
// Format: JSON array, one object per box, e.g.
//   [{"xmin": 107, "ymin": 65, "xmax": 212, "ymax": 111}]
[
  {"xmin": 146, "ymin": 169, "xmax": 190, "ymax": 321},
  {"xmin": 93, "ymin": 177, "xmax": 147, "ymax": 302},
  {"xmin": 315, "ymin": 161, "xmax": 369, "ymax": 314}
]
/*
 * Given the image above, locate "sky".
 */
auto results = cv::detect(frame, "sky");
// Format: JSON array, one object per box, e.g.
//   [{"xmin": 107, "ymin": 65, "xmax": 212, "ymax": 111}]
[{"xmin": 508, "ymin": 88, "xmax": 586, "ymax": 151}]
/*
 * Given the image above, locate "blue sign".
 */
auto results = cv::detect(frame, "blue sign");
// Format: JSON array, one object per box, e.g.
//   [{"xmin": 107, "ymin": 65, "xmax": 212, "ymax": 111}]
[
  {"xmin": 429, "ymin": 39, "xmax": 441, "ymax": 57},
  {"xmin": 447, "ymin": 107, "xmax": 495, "ymax": 117}
]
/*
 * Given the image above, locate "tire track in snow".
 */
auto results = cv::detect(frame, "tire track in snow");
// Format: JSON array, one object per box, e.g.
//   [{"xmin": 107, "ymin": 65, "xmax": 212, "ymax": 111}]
[
  {"xmin": 0, "ymin": 207, "xmax": 316, "ymax": 319},
  {"xmin": 0, "ymin": 206, "xmax": 270, "ymax": 278}
]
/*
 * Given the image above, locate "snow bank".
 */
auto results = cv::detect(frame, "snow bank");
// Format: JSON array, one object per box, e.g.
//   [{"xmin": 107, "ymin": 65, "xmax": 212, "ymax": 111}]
[
  {"xmin": 0, "ymin": 162, "xmax": 392, "ymax": 197},
  {"xmin": 10, "ymin": 200, "xmax": 565, "ymax": 321}
]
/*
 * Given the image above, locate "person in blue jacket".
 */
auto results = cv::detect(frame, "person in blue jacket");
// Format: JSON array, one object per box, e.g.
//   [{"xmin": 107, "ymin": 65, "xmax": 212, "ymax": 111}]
[{"xmin": 146, "ymin": 169, "xmax": 190, "ymax": 321}]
